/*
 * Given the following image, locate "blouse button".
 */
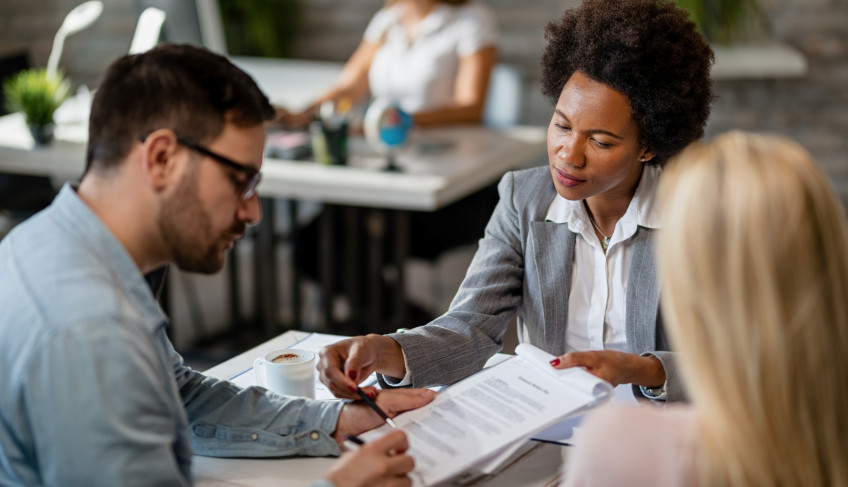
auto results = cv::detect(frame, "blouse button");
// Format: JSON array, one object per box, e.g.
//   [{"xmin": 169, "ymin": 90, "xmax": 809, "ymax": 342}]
[
  {"xmin": 310, "ymin": 432, "xmax": 320, "ymax": 441},
  {"xmin": 251, "ymin": 433, "xmax": 258, "ymax": 441}
]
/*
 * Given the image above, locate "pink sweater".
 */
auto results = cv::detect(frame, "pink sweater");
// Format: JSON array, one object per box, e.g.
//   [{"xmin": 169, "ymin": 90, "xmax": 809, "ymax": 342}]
[{"xmin": 564, "ymin": 404, "xmax": 699, "ymax": 487}]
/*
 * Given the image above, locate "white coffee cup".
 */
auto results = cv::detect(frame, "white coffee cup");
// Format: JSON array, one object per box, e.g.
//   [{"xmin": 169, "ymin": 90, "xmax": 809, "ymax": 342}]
[{"xmin": 254, "ymin": 349, "xmax": 316, "ymax": 398}]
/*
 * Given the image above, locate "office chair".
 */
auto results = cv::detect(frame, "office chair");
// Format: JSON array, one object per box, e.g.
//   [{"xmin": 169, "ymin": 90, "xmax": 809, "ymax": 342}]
[{"xmin": 483, "ymin": 64, "xmax": 524, "ymax": 128}]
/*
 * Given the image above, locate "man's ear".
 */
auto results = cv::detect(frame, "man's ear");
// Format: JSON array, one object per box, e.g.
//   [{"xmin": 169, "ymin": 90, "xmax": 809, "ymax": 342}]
[{"xmin": 141, "ymin": 129, "xmax": 182, "ymax": 192}]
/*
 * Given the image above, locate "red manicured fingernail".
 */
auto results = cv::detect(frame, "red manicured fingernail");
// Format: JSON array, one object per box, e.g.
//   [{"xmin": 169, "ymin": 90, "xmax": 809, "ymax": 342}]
[
  {"xmin": 347, "ymin": 385, "xmax": 357, "ymax": 392},
  {"xmin": 367, "ymin": 389, "xmax": 377, "ymax": 399},
  {"xmin": 348, "ymin": 370, "xmax": 357, "ymax": 381},
  {"xmin": 550, "ymin": 358, "xmax": 560, "ymax": 366}
]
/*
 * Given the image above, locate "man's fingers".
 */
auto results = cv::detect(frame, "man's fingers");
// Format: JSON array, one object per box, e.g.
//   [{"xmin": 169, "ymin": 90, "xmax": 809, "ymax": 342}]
[
  {"xmin": 375, "ymin": 389, "xmax": 437, "ymax": 416},
  {"xmin": 367, "ymin": 430, "xmax": 410, "ymax": 457},
  {"xmin": 360, "ymin": 385, "xmax": 379, "ymax": 398},
  {"xmin": 385, "ymin": 453, "xmax": 415, "ymax": 476},
  {"xmin": 383, "ymin": 479, "xmax": 413, "ymax": 487},
  {"xmin": 327, "ymin": 376, "xmax": 359, "ymax": 399}
]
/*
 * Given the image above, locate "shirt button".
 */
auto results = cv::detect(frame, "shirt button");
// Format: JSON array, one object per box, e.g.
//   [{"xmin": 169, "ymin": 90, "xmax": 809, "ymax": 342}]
[
  {"xmin": 310, "ymin": 432, "xmax": 320, "ymax": 441},
  {"xmin": 251, "ymin": 433, "xmax": 258, "ymax": 441}
]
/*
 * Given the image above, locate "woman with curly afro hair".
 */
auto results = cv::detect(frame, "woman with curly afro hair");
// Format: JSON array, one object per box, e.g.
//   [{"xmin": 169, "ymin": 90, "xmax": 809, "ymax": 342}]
[{"xmin": 317, "ymin": 0, "xmax": 714, "ymax": 405}]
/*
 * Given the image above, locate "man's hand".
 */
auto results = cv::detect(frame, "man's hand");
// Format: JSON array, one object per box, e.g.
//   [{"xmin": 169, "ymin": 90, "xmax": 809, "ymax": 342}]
[
  {"xmin": 333, "ymin": 388, "xmax": 436, "ymax": 444},
  {"xmin": 318, "ymin": 334, "xmax": 406, "ymax": 399},
  {"xmin": 549, "ymin": 350, "xmax": 666, "ymax": 388},
  {"xmin": 325, "ymin": 430, "xmax": 415, "ymax": 487}
]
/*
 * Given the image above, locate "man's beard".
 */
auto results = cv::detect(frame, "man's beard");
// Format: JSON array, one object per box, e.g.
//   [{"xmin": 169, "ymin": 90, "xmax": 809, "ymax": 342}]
[{"xmin": 157, "ymin": 167, "xmax": 241, "ymax": 274}]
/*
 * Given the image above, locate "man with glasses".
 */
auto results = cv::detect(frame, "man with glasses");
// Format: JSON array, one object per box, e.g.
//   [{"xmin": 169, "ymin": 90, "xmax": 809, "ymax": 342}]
[{"xmin": 0, "ymin": 44, "xmax": 433, "ymax": 487}]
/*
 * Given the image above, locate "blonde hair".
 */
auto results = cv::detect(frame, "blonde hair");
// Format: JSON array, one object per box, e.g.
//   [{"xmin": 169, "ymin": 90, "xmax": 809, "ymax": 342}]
[{"xmin": 658, "ymin": 131, "xmax": 848, "ymax": 486}]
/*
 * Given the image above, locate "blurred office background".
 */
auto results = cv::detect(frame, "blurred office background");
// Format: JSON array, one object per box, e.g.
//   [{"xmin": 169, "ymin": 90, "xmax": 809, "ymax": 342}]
[{"xmin": 1, "ymin": 0, "xmax": 846, "ymax": 366}]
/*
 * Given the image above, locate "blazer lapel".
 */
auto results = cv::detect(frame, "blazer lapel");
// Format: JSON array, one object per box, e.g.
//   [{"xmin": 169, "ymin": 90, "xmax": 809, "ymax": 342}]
[{"xmin": 527, "ymin": 221, "xmax": 576, "ymax": 356}]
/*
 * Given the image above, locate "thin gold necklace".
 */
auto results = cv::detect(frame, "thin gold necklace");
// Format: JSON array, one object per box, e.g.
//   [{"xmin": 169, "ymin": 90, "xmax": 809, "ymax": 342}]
[
  {"xmin": 583, "ymin": 207, "xmax": 615, "ymax": 253},
  {"xmin": 587, "ymin": 213, "xmax": 612, "ymax": 252}
]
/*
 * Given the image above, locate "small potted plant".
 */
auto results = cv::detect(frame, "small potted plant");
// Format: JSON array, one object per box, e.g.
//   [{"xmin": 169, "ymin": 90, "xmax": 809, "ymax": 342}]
[
  {"xmin": 673, "ymin": 0, "xmax": 762, "ymax": 44},
  {"xmin": 3, "ymin": 69, "xmax": 70, "ymax": 145}
]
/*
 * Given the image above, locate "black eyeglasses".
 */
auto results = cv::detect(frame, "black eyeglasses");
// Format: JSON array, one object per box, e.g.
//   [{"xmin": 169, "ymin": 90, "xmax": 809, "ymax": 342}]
[
  {"xmin": 139, "ymin": 133, "xmax": 261, "ymax": 200},
  {"xmin": 176, "ymin": 137, "xmax": 261, "ymax": 201}
]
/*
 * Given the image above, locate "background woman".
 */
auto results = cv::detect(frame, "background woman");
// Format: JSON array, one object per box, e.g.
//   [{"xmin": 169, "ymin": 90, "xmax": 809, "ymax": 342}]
[
  {"xmin": 565, "ymin": 131, "xmax": 848, "ymax": 486},
  {"xmin": 317, "ymin": 0, "xmax": 713, "ymax": 401},
  {"xmin": 276, "ymin": 0, "xmax": 497, "ymax": 127},
  {"xmin": 285, "ymin": 0, "xmax": 501, "ymax": 299}
]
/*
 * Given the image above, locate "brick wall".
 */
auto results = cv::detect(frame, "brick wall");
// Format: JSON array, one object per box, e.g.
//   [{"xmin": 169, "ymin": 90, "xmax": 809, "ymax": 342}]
[
  {"xmin": 1, "ymin": 0, "xmax": 846, "ymax": 203},
  {"xmin": 706, "ymin": 0, "xmax": 848, "ymax": 204}
]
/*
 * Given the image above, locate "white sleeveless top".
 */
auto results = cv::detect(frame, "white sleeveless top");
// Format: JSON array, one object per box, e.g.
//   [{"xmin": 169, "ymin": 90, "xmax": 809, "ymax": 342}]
[{"xmin": 363, "ymin": 2, "xmax": 497, "ymax": 113}]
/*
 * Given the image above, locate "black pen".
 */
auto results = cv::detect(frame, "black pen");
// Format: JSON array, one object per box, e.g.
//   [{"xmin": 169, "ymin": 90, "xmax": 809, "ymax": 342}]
[
  {"xmin": 344, "ymin": 434, "xmax": 365, "ymax": 446},
  {"xmin": 343, "ymin": 434, "xmax": 365, "ymax": 451},
  {"xmin": 356, "ymin": 387, "xmax": 399, "ymax": 430}
]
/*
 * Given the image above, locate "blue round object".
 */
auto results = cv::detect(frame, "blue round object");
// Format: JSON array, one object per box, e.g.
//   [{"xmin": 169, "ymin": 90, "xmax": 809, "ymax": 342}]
[{"xmin": 364, "ymin": 99, "xmax": 413, "ymax": 153}]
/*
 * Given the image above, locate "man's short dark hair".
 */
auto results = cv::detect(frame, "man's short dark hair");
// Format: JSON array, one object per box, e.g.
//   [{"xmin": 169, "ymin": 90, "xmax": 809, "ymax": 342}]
[
  {"xmin": 540, "ymin": 0, "xmax": 715, "ymax": 165},
  {"xmin": 86, "ymin": 44, "xmax": 274, "ymax": 172}
]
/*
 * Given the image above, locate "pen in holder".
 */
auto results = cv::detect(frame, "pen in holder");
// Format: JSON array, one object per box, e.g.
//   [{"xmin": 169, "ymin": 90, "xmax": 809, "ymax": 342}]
[
  {"xmin": 322, "ymin": 120, "xmax": 348, "ymax": 166},
  {"xmin": 309, "ymin": 120, "xmax": 331, "ymax": 165},
  {"xmin": 311, "ymin": 99, "xmax": 351, "ymax": 165}
]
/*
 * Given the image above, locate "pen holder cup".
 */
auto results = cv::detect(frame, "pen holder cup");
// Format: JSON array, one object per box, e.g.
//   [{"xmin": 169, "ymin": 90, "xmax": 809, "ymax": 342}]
[
  {"xmin": 324, "ymin": 121, "xmax": 348, "ymax": 166},
  {"xmin": 253, "ymin": 349, "xmax": 315, "ymax": 398}
]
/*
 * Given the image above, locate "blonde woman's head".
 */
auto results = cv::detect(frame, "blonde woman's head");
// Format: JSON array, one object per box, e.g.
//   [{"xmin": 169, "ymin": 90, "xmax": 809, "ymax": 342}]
[{"xmin": 658, "ymin": 131, "xmax": 848, "ymax": 486}]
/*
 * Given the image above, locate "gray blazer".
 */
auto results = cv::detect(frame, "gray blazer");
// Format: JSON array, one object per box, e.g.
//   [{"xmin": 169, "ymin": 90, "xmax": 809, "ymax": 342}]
[{"xmin": 388, "ymin": 166, "xmax": 683, "ymax": 401}]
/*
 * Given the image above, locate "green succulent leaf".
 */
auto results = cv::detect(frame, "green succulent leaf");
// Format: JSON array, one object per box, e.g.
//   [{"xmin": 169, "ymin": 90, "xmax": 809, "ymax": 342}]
[
  {"xmin": 3, "ymin": 69, "xmax": 70, "ymax": 126},
  {"xmin": 673, "ymin": 0, "xmax": 760, "ymax": 44}
]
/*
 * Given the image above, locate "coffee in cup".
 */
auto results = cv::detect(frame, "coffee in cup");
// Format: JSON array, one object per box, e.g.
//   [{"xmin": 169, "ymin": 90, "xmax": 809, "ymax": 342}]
[{"xmin": 254, "ymin": 349, "xmax": 315, "ymax": 398}]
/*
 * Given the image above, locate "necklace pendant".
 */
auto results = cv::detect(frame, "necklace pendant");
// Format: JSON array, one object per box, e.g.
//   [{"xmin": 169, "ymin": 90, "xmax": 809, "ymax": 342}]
[{"xmin": 601, "ymin": 236, "xmax": 610, "ymax": 252}]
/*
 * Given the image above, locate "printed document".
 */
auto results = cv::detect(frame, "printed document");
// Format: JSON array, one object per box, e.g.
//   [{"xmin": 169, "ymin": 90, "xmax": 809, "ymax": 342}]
[{"xmin": 360, "ymin": 343, "xmax": 613, "ymax": 486}]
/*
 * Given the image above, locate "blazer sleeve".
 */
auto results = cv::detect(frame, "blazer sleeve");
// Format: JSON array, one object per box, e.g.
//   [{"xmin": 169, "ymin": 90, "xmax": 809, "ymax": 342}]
[
  {"xmin": 382, "ymin": 171, "xmax": 526, "ymax": 388},
  {"xmin": 643, "ymin": 351, "xmax": 686, "ymax": 402}
]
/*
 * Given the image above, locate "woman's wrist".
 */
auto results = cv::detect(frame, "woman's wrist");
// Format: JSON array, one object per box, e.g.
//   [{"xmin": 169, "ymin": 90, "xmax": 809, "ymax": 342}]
[
  {"xmin": 631, "ymin": 355, "xmax": 666, "ymax": 388},
  {"xmin": 368, "ymin": 334, "xmax": 406, "ymax": 378}
]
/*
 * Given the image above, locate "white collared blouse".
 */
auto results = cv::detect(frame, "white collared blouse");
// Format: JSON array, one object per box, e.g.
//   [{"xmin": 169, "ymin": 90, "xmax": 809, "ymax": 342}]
[{"xmin": 543, "ymin": 164, "xmax": 662, "ymax": 353}]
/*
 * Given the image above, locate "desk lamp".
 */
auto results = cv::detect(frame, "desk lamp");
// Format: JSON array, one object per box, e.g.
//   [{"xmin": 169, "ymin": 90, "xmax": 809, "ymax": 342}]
[{"xmin": 46, "ymin": 0, "xmax": 104, "ymax": 77}]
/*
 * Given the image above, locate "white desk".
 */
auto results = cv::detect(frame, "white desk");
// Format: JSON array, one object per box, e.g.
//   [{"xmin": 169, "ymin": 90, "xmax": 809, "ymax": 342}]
[
  {"xmin": 260, "ymin": 125, "xmax": 546, "ymax": 211},
  {"xmin": 0, "ymin": 113, "xmax": 546, "ymax": 211},
  {"xmin": 195, "ymin": 331, "xmax": 568, "ymax": 487}
]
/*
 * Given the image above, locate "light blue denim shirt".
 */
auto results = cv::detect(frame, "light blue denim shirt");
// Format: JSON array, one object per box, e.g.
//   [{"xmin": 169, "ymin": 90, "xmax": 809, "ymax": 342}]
[{"xmin": 0, "ymin": 185, "xmax": 343, "ymax": 487}]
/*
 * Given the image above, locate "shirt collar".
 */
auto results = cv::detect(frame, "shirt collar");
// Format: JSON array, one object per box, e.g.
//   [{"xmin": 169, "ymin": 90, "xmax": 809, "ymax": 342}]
[
  {"xmin": 52, "ymin": 184, "xmax": 168, "ymax": 332},
  {"xmin": 417, "ymin": 3, "xmax": 453, "ymax": 38},
  {"xmin": 391, "ymin": 2, "xmax": 454, "ymax": 41},
  {"xmin": 545, "ymin": 164, "xmax": 663, "ymax": 232}
]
